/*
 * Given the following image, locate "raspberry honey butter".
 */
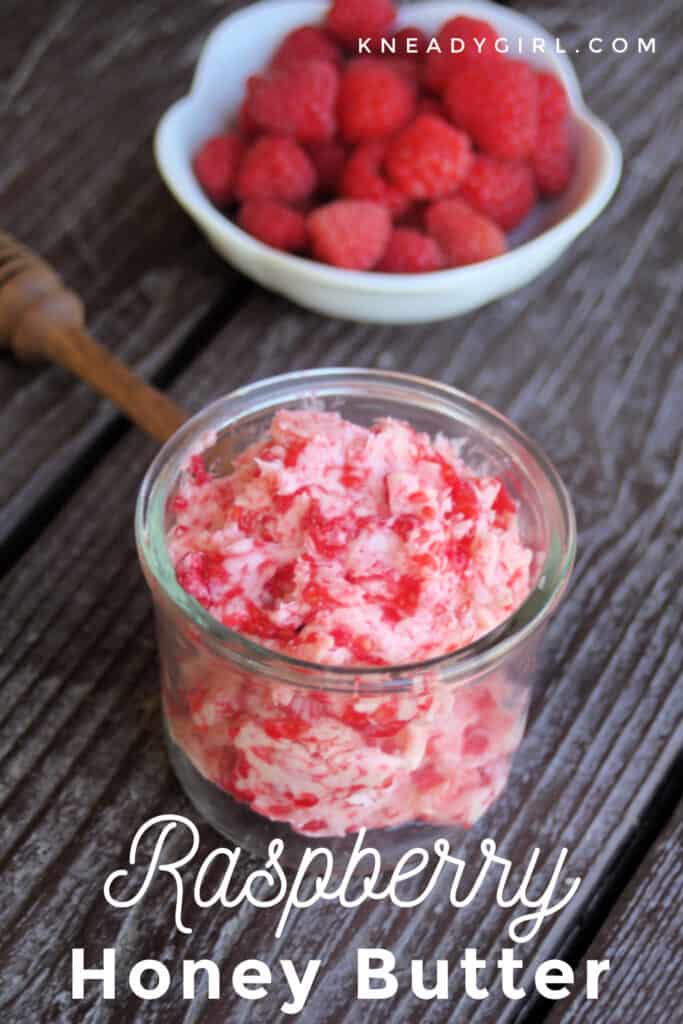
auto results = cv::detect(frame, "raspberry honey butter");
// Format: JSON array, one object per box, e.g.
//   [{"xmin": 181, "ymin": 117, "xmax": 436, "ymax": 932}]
[{"xmin": 136, "ymin": 370, "xmax": 575, "ymax": 862}]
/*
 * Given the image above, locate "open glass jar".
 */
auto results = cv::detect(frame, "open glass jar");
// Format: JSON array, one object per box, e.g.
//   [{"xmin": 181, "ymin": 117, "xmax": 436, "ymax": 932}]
[{"xmin": 136, "ymin": 369, "xmax": 575, "ymax": 865}]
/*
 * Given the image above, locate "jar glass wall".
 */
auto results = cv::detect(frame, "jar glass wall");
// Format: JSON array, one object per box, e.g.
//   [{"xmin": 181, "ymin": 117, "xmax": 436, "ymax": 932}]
[{"xmin": 136, "ymin": 369, "xmax": 575, "ymax": 865}]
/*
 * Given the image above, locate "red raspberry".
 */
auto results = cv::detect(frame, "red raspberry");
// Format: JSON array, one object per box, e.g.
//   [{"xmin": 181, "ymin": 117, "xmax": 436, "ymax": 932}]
[
  {"xmin": 245, "ymin": 59, "xmax": 339, "ymax": 143},
  {"xmin": 444, "ymin": 59, "xmax": 539, "ymax": 160},
  {"xmin": 340, "ymin": 140, "xmax": 411, "ymax": 218},
  {"xmin": 270, "ymin": 25, "xmax": 342, "ymax": 69},
  {"xmin": 326, "ymin": 0, "xmax": 396, "ymax": 50},
  {"xmin": 460, "ymin": 155, "xmax": 537, "ymax": 230},
  {"xmin": 377, "ymin": 228, "xmax": 444, "ymax": 272},
  {"xmin": 536, "ymin": 71, "xmax": 569, "ymax": 123},
  {"xmin": 306, "ymin": 139, "xmax": 347, "ymax": 193},
  {"xmin": 237, "ymin": 200, "xmax": 308, "ymax": 252},
  {"xmin": 236, "ymin": 97, "xmax": 260, "ymax": 138},
  {"xmin": 308, "ymin": 199, "xmax": 390, "ymax": 269},
  {"xmin": 384, "ymin": 114, "xmax": 472, "ymax": 200},
  {"xmin": 532, "ymin": 71, "xmax": 572, "ymax": 195},
  {"xmin": 378, "ymin": 54, "xmax": 421, "ymax": 84},
  {"xmin": 423, "ymin": 16, "xmax": 502, "ymax": 94},
  {"xmin": 193, "ymin": 133, "xmax": 244, "ymax": 206},
  {"xmin": 532, "ymin": 118, "xmax": 572, "ymax": 195},
  {"xmin": 392, "ymin": 26, "xmax": 427, "ymax": 57},
  {"xmin": 426, "ymin": 197, "xmax": 507, "ymax": 266},
  {"xmin": 235, "ymin": 136, "xmax": 317, "ymax": 202},
  {"xmin": 338, "ymin": 59, "xmax": 416, "ymax": 142}
]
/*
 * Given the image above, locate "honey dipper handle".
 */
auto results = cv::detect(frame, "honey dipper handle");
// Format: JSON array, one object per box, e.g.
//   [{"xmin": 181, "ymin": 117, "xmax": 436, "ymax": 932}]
[
  {"xmin": 41, "ymin": 320, "xmax": 189, "ymax": 444},
  {"xmin": 0, "ymin": 254, "xmax": 188, "ymax": 444}
]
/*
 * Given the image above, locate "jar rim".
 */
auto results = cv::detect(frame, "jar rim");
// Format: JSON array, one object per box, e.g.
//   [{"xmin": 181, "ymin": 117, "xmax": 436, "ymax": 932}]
[{"xmin": 135, "ymin": 368, "xmax": 576, "ymax": 690}]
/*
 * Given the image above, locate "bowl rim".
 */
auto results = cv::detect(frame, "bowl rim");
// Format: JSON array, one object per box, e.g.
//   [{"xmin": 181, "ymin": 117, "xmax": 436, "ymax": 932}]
[
  {"xmin": 136, "ymin": 368, "xmax": 577, "ymax": 690},
  {"xmin": 154, "ymin": 0, "xmax": 622, "ymax": 292}
]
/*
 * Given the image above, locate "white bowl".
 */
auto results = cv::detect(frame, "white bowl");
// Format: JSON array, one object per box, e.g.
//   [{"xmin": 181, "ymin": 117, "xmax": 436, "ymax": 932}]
[{"xmin": 155, "ymin": 0, "xmax": 622, "ymax": 324}]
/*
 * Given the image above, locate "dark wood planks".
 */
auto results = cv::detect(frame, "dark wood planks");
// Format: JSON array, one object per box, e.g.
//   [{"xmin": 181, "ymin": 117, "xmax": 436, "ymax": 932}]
[
  {"xmin": 0, "ymin": 269, "xmax": 681, "ymax": 1023},
  {"xmin": 0, "ymin": 0, "xmax": 246, "ymax": 558},
  {"xmin": 1, "ymin": 0, "xmax": 682, "ymax": 1021},
  {"xmin": 545, "ymin": 802, "xmax": 683, "ymax": 1023}
]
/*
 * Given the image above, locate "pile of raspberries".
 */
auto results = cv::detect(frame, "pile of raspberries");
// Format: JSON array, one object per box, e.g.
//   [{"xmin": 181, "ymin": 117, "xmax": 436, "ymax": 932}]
[{"xmin": 192, "ymin": 0, "xmax": 573, "ymax": 273}]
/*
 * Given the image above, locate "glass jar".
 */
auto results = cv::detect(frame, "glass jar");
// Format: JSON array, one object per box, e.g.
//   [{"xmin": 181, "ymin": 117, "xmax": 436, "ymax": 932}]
[{"xmin": 135, "ymin": 369, "xmax": 575, "ymax": 865}]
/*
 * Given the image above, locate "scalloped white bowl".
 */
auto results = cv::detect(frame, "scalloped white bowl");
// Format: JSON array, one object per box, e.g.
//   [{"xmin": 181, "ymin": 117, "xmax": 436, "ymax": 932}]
[{"xmin": 155, "ymin": 0, "xmax": 622, "ymax": 324}]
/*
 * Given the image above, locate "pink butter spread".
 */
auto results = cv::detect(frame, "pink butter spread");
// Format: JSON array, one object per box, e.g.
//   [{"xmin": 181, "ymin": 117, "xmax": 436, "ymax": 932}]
[{"xmin": 165, "ymin": 410, "xmax": 534, "ymax": 836}]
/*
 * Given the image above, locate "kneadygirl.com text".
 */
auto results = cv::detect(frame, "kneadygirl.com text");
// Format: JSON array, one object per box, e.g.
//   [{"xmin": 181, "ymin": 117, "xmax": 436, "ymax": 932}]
[
  {"xmin": 70, "ymin": 815, "xmax": 611, "ymax": 1011},
  {"xmin": 358, "ymin": 34, "xmax": 656, "ymax": 56}
]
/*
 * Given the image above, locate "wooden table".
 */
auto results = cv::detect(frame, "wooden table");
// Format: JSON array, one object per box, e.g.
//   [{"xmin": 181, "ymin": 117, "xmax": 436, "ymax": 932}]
[{"xmin": 1, "ymin": 2, "xmax": 681, "ymax": 1020}]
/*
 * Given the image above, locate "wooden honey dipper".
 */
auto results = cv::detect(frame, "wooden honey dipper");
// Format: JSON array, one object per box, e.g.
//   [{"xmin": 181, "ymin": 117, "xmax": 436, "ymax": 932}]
[{"xmin": 0, "ymin": 230, "xmax": 189, "ymax": 444}]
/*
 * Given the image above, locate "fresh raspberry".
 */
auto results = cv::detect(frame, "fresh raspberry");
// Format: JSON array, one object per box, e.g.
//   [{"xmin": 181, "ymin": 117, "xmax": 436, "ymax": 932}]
[
  {"xmin": 308, "ymin": 199, "xmax": 391, "ymax": 269},
  {"xmin": 460, "ymin": 155, "xmax": 537, "ymax": 230},
  {"xmin": 423, "ymin": 16, "xmax": 502, "ymax": 94},
  {"xmin": 338, "ymin": 59, "xmax": 416, "ymax": 142},
  {"xmin": 532, "ymin": 118, "xmax": 572, "ymax": 195},
  {"xmin": 235, "ymin": 136, "xmax": 317, "ymax": 202},
  {"xmin": 236, "ymin": 97, "xmax": 260, "ymax": 138},
  {"xmin": 306, "ymin": 139, "xmax": 347, "ymax": 193},
  {"xmin": 377, "ymin": 228, "xmax": 444, "ymax": 272},
  {"xmin": 340, "ymin": 140, "xmax": 410, "ymax": 218},
  {"xmin": 392, "ymin": 26, "xmax": 428, "ymax": 57},
  {"xmin": 326, "ymin": 0, "xmax": 396, "ymax": 50},
  {"xmin": 237, "ymin": 200, "xmax": 308, "ymax": 252},
  {"xmin": 426, "ymin": 197, "xmax": 507, "ymax": 266},
  {"xmin": 245, "ymin": 59, "xmax": 339, "ymax": 143},
  {"xmin": 444, "ymin": 59, "xmax": 538, "ymax": 161},
  {"xmin": 384, "ymin": 114, "xmax": 472, "ymax": 200},
  {"xmin": 531, "ymin": 71, "xmax": 572, "ymax": 195},
  {"xmin": 378, "ymin": 54, "xmax": 421, "ymax": 84},
  {"xmin": 193, "ymin": 133, "xmax": 244, "ymax": 206},
  {"xmin": 536, "ymin": 71, "xmax": 569, "ymax": 123},
  {"xmin": 438, "ymin": 15, "xmax": 501, "ymax": 61},
  {"xmin": 270, "ymin": 25, "xmax": 342, "ymax": 69}
]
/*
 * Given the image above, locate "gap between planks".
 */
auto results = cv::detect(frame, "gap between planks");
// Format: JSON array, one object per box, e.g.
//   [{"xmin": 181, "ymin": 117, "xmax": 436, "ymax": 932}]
[{"xmin": 512, "ymin": 752, "xmax": 683, "ymax": 1024}]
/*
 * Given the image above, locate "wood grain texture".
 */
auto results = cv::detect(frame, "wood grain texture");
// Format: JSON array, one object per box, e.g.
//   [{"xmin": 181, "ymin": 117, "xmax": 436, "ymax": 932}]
[
  {"xmin": 545, "ymin": 803, "xmax": 683, "ymax": 1023},
  {"xmin": 0, "ymin": 285, "xmax": 681, "ymax": 1022},
  {"xmin": 0, "ymin": 0, "xmax": 244, "ymax": 556},
  {"xmin": 1, "ymin": 1, "xmax": 682, "ymax": 1022}
]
